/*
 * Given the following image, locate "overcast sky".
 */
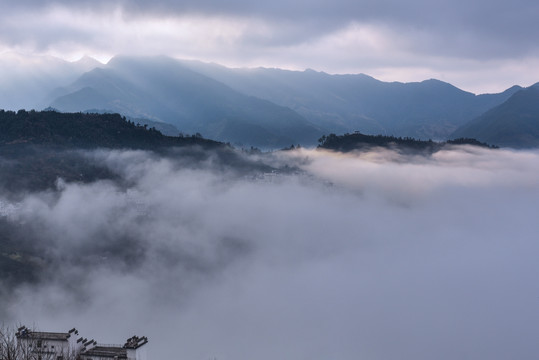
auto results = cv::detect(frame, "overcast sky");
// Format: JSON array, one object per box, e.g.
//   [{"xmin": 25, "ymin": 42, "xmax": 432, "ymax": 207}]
[{"xmin": 1, "ymin": 1, "xmax": 539, "ymax": 93}]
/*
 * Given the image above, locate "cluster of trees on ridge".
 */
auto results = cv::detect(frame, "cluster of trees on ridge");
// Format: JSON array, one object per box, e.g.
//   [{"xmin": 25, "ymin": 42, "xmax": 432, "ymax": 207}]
[{"xmin": 317, "ymin": 132, "xmax": 497, "ymax": 153}]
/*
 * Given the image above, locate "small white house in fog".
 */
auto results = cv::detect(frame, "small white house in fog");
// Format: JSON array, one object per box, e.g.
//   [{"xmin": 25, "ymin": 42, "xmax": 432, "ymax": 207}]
[
  {"xmin": 16, "ymin": 326, "xmax": 81, "ymax": 359},
  {"xmin": 16, "ymin": 326, "xmax": 148, "ymax": 360}
]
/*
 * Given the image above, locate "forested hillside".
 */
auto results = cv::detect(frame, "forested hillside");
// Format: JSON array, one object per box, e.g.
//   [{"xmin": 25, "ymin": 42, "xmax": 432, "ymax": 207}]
[
  {"xmin": 0, "ymin": 110, "xmax": 228, "ymax": 193},
  {"xmin": 0, "ymin": 109, "xmax": 220, "ymax": 149}
]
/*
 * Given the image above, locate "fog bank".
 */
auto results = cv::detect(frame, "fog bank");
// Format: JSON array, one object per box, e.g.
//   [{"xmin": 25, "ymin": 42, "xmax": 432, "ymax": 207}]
[{"xmin": 2, "ymin": 147, "xmax": 539, "ymax": 360}]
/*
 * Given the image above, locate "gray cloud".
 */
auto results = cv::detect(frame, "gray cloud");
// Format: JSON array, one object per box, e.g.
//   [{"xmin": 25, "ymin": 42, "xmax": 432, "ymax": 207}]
[
  {"xmin": 2, "ymin": 146, "xmax": 539, "ymax": 359},
  {"xmin": 2, "ymin": 0, "xmax": 539, "ymax": 59},
  {"xmin": 1, "ymin": 0, "xmax": 539, "ymax": 93}
]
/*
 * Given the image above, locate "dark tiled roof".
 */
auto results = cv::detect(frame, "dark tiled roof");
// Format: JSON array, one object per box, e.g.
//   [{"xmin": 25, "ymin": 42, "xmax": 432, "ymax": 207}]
[
  {"xmin": 19, "ymin": 332, "xmax": 70, "ymax": 341},
  {"xmin": 83, "ymin": 346, "xmax": 127, "ymax": 359}
]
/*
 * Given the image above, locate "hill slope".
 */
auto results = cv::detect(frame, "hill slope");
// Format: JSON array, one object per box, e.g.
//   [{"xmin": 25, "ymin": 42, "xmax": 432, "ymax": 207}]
[{"xmin": 451, "ymin": 85, "xmax": 539, "ymax": 148}]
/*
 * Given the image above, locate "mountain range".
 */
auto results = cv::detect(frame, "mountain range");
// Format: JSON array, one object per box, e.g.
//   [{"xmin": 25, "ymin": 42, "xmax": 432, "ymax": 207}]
[
  {"xmin": 49, "ymin": 56, "xmax": 323, "ymax": 147},
  {"xmin": 2, "ymin": 54, "xmax": 538, "ymax": 148},
  {"xmin": 179, "ymin": 60, "xmax": 523, "ymax": 139}
]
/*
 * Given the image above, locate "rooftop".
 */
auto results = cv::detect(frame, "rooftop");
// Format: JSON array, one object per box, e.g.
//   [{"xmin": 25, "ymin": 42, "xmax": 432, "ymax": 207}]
[
  {"xmin": 26, "ymin": 332, "xmax": 70, "ymax": 341},
  {"xmin": 16, "ymin": 326, "xmax": 77, "ymax": 341},
  {"xmin": 83, "ymin": 346, "xmax": 127, "ymax": 359},
  {"xmin": 123, "ymin": 336, "xmax": 148, "ymax": 349},
  {"xmin": 15, "ymin": 326, "xmax": 147, "ymax": 359}
]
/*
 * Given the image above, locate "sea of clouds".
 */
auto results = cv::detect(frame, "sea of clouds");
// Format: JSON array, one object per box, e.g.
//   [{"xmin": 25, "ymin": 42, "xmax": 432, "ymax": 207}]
[{"xmin": 1, "ymin": 146, "xmax": 539, "ymax": 360}]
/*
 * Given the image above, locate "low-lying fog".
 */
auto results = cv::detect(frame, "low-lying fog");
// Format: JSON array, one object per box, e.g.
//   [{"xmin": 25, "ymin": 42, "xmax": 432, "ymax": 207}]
[{"xmin": 2, "ymin": 146, "xmax": 539, "ymax": 360}]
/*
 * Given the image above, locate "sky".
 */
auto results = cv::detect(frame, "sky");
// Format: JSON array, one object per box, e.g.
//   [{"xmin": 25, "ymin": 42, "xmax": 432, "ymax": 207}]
[
  {"xmin": 2, "ymin": 146, "xmax": 539, "ymax": 360},
  {"xmin": 1, "ymin": 0, "xmax": 539, "ymax": 93}
]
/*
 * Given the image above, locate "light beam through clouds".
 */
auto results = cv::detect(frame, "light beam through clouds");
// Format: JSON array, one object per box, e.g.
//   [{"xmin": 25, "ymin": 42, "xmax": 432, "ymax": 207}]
[{"xmin": 2, "ymin": 146, "xmax": 539, "ymax": 360}]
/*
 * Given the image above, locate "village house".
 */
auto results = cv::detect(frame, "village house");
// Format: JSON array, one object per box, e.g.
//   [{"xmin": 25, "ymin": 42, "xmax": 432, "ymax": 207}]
[{"xmin": 15, "ymin": 326, "xmax": 148, "ymax": 360}]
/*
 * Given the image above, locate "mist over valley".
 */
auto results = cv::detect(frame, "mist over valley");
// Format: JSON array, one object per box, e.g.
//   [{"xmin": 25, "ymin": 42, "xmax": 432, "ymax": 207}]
[
  {"xmin": 2, "ymin": 3, "xmax": 539, "ymax": 355},
  {"xmin": 1, "ymin": 114, "xmax": 538, "ymax": 359}
]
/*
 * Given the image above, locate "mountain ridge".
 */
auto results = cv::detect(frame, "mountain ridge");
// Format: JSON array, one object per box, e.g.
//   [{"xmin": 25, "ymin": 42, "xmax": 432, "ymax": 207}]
[
  {"xmin": 451, "ymin": 85, "xmax": 539, "ymax": 148},
  {"xmin": 178, "ymin": 59, "xmax": 522, "ymax": 140}
]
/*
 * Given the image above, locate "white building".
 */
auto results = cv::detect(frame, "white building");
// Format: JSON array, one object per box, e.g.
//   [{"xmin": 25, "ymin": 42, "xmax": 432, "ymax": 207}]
[
  {"xmin": 16, "ymin": 326, "xmax": 82, "ymax": 360},
  {"xmin": 16, "ymin": 326, "xmax": 148, "ymax": 360}
]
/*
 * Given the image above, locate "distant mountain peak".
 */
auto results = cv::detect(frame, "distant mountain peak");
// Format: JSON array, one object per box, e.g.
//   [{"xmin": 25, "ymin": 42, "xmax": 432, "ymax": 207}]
[
  {"xmin": 72, "ymin": 55, "xmax": 103, "ymax": 70},
  {"xmin": 74, "ymin": 54, "xmax": 99, "ymax": 63},
  {"xmin": 420, "ymin": 78, "xmax": 458, "ymax": 88},
  {"xmin": 106, "ymin": 54, "xmax": 177, "ymax": 67},
  {"xmin": 476, "ymin": 84, "xmax": 523, "ymax": 97},
  {"xmin": 507, "ymin": 85, "xmax": 523, "ymax": 91}
]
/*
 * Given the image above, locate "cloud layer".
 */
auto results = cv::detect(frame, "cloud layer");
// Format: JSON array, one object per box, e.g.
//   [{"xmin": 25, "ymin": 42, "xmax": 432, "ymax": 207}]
[
  {"xmin": 2, "ymin": 146, "xmax": 539, "ymax": 360},
  {"xmin": 1, "ymin": 0, "xmax": 539, "ymax": 92}
]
